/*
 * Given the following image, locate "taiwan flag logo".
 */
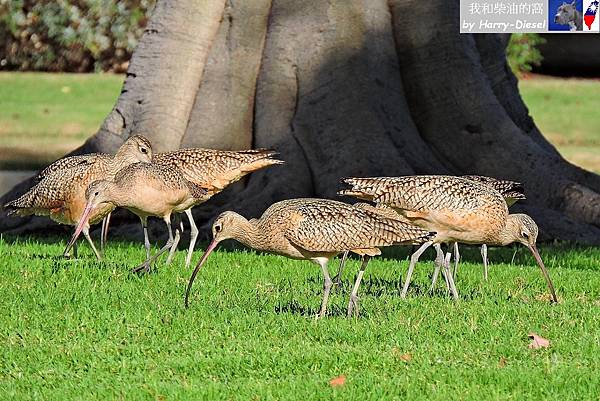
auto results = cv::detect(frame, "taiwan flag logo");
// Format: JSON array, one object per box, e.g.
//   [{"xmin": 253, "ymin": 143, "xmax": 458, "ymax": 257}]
[{"xmin": 584, "ymin": 0, "xmax": 600, "ymax": 31}]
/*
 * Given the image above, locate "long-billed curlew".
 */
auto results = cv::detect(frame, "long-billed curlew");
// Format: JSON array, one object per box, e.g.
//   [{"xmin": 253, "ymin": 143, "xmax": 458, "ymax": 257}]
[
  {"xmin": 184, "ymin": 198, "xmax": 434, "ymax": 318},
  {"xmin": 336, "ymin": 176, "xmax": 527, "ymax": 293},
  {"xmin": 422, "ymin": 175, "xmax": 527, "ymax": 292},
  {"xmin": 35, "ymin": 153, "xmax": 118, "ymax": 251},
  {"xmin": 339, "ymin": 175, "xmax": 558, "ymax": 303},
  {"xmin": 4, "ymin": 135, "xmax": 153, "ymax": 259},
  {"xmin": 65, "ymin": 162, "xmax": 208, "ymax": 273},
  {"xmin": 458, "ymin": 175, "xmax": 526, "ymax": 278},
  {"xmin": 152, "ymin": 148, "xmax": 283, "ymax": 267}
]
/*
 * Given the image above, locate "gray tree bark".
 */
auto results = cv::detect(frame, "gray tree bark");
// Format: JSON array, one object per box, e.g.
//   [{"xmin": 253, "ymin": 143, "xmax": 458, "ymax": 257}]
[{"xmin": 2, "ymin": 0, "xmax": 599, "ymax": 244}]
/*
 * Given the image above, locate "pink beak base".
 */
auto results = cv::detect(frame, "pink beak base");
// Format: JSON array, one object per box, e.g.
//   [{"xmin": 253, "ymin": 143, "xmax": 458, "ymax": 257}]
[{"xmin": 63, "ymin": 201, "xmax": 94, "ymax": 257}]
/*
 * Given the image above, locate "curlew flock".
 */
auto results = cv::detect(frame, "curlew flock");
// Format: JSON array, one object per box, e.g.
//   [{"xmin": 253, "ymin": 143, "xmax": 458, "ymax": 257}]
[{"xmin": 5, "ymin": 135, "xmax": 558, "ymax": 318}]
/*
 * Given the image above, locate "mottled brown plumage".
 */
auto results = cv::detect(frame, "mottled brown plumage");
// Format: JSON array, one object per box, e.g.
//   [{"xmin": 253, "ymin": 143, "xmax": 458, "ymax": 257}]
[
  {"xmin": 65, "ymin": 162, "xmax": 208, "ymax": 273},
  {"xmin": 36, "ymin": 154, "xmax": 111, "ymax": 181},
  {"xmin": 341, "ymin": 176, "xmax": 509, "ymax": 244},
  {"xmin": 333, "ymin": 202, "xmax": 408, "ymax": 286},
  {"xmin": 153, "ymin": 147, "xmax": 283, "ymax": 267},
  {"xmin": 441, "ymin": 175, "xmax": 526, "ymax": 282},
  {"xmin": 153, "ymin": 148, "xmax": 283, "ymax": 197},
  {"xmin": 185, "ymin": 198, "xmax": 434, "ymax": 317},
  {"xmin": 5, "ymin": 135, "xmax": 153, "ymax": 259},
  {"xmin": 104, "ymin": 162, "xmax": 209, "ymax": 219},
  {"xmin": 339, "ymin": 177, "xmax": 527, "ymax": 293},
  {"xmin": 462, "ymin": 175, "xmax": 525, "ymax": 206},
  {"xmin": 340, "ymin": 175, "xmax": 557, "ymax": 303}
]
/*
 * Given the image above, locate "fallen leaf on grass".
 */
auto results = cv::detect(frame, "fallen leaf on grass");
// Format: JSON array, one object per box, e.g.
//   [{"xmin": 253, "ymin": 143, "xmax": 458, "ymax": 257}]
[
  {"xmin": 528, "ymin": 332, "xmax": 550, "ymax": 349},
  {"xmin": 329, "ymin": 375, "xmax": 346, "ymax": 387},
  {"xmin": 498, "ymin": 357, "xmax": 507, "ymax": 367},
  {"xmin": 392, "ymin": 347, "xmax": 412, "ymax": 362}
]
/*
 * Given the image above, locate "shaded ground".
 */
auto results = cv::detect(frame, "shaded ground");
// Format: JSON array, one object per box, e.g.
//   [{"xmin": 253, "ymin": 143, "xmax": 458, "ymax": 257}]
[
  {"xmin": 0, "ymin": 171, "xmax": 34, "ymax": 197},
  {"xmin": 0, "ymin": 238, "xmax": 599, "ymax": 400}
]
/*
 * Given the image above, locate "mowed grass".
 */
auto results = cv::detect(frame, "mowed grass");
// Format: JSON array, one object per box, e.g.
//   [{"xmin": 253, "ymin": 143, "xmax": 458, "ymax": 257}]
[
  {"xmin": 519, "ymin": 76, "xmax": 600, "ymax": 173},
  {"xmin": 0, "ymin": 72, "xmax": 123, "ymax": 169},
  {"xmin": 1, "ymin": 237, "xmax": 600, "ymax": 400}
]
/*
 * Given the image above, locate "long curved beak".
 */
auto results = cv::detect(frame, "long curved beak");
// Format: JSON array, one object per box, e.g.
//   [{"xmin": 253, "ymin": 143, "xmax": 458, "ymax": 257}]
[
  {"xmin": 184, "ymin": 238, "xmax": 219, "ymax": 308},
  {"xmin": 64, "ymin": 200, "xmax": 94, "ymax": 257},
  {"xmin": 528, "ymin": 244, "xmax": 558, "ymax": 303}
]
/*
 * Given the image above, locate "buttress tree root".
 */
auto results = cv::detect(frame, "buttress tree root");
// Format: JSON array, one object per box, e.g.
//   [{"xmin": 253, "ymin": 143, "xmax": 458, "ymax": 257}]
[{"xmin": 2, "ymin": 0, "xmax": 599, "ymax": 245}]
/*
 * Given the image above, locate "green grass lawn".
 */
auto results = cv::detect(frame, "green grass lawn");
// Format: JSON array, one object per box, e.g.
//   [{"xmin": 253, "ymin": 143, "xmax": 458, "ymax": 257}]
[
  {"xmin": 1, "ymin": 237, "xmax": 599, "ymax": 400},
  {"xmin": 0, "ymin": 72, "xmax": 598, "ymax": 172},
  {"xmin": 518, "ymin": 76, "xmax": 600, "ymax": 173},
  {"xmin": 0, "ymin": 73, "xmax": 123, "ymax": 169}
]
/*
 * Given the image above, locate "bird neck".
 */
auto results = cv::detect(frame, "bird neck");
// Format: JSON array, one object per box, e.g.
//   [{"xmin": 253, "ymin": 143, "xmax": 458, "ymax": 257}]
[
  {"xmin": 110, "ymin": 147, "xmax": 139, "ymax": 174},
  {"xmin": 493, "ymin": 215, "xmax": 519, "ymax": 246},
  {"xmin": 100, "ymin": 184, "xmax": 125, "ymax": 208},
  {"xmin": 231, "ymin": 218, "xmax": 266, "ymax": 250}
]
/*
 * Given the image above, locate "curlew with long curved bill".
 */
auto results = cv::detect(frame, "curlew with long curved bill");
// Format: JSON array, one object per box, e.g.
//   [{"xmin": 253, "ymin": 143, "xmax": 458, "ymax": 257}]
[
  {"xmin": 4, "ymin": 135, "xmax": 153, "ymax": 259},
  {"xmin": 339, "ymin": 175, "xmax": 558, "ymax": 303},
  {"xmin": 65, "ymin": 162, "xmax": 208, "ymax": 273},
  {"xmin": 184, "ymin": 198, "xmax": 434, "ymax": 318}
]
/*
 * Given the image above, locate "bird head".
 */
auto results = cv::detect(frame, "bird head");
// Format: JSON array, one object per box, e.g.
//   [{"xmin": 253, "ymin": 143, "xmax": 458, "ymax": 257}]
[
  {"xmin": 63, "ymin": 180, "xmax": 115, "ymax": 257},
  {"xmin": 84, "ymin": 180, "xmax": 115, "ymax": 210},
  {"xmin": 504, "ymin": 214, "xmax": 557, "ymax": 303},
  {"xmin": 115, "ymin": 135, "xmax": 153, "ymax": 164},
  {"xmin": 510, "ymin": 213, "xmax": 539, "ymax": 248},
  {"xmin": 211, "ymin": 211, "xmax": 246, "ymax": 243}
]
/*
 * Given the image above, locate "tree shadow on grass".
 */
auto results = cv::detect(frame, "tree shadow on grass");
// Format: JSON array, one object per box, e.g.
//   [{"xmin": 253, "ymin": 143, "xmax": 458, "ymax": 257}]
[
  {"xmin": 4, "ymin": 234, "xmax": 598, "ymax": 277},
  {"xmin": 273, "ymin": 299, "xmax": 352, "ymax": 318}
]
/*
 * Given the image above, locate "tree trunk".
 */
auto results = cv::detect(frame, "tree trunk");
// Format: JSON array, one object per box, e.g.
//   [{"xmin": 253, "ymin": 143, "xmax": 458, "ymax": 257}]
[{"xmin": 2, "ymin": 0, "xmax": 599, "ymax": 244}]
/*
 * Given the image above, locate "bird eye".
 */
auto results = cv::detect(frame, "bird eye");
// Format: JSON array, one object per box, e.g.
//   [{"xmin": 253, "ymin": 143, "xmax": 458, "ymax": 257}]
[
  {"xmin": 140, "ymin": 147, "xmax": 148, "ymax": 154},
  {"xmin": 215, "ymin": 224, "xmax": 222, "ymax": 233},
  {"xmin": 521, "ymin": 232, "xmax": 529, "ymax": 239},
  {"xmin": 94, "ymin": 191, "xmax": 99, "ymax": 197}
]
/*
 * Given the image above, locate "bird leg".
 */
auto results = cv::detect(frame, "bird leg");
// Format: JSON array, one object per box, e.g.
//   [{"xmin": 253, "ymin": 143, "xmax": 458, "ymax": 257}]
[
  {"xmin": 166, "ymin": 226, "xmax": 181, "ymax": 266},
  {"xmin": 100, "ymin": 217, "xmax": 106, "ymax": 255},
  {"xmin": 510, "ymin": 247, "xmax": 518, "ymax": 265},
  {"xmin": 316, "ymin": 259, "xmax": 333, "ymax": 319},
  {"xmin": 443, "ymin": 251, "xmax": 459, "ymax": 300},
  {"xmin": 65, "ymin": 241, "xmax": 78, "ymax": 259},
  {"xmin": 166, "ymin": 214, "xmax": 183, "ymax": 266},
  {"xmin": 401, "ymin": 241, "xmax": 433, "ymax": 298},
  {"xmin": 83, "ymin": 227, "xmax": 102, "ymax": 261},
  {"xmin": 481, "ymin": 244, "xmax": 489, "ymax": 281},
  {"xmin": 429, "ymin": 243, "xmax": 448, "ymax": 293},
  {"xmin": 136, "ymin": 219, "xmax": 152, "ymax": 273},
  {"xmin": 453, "ymin": 242, "xmax": 460, "ymax": 280},
  {"xmin": 184, "ymin": 208, "xmax": 199, "ymax": 268},
  {"xmin": 133, "ymin": 220, "xmax": 180, "ymax": 274},
  {"xmin": 333, "ymin": 251, "xmax": 349, "ymax": 288},
  {"xmin": 100, "ymin": 212, "xmax": 111, "ymax": 256},
  {"xmin": 347, "ymin": 256, "xmax": 370, "ymax": 318}
]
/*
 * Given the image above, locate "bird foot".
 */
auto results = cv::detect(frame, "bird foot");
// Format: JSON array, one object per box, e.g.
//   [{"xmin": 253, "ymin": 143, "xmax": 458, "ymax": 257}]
[
  {"xmin": 346, "ymin": 297, "xmax": 359, "ymax": 318},
  {"xmin": 132, "ymin": 262, "xmax": 152, "ymax": 275}
]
